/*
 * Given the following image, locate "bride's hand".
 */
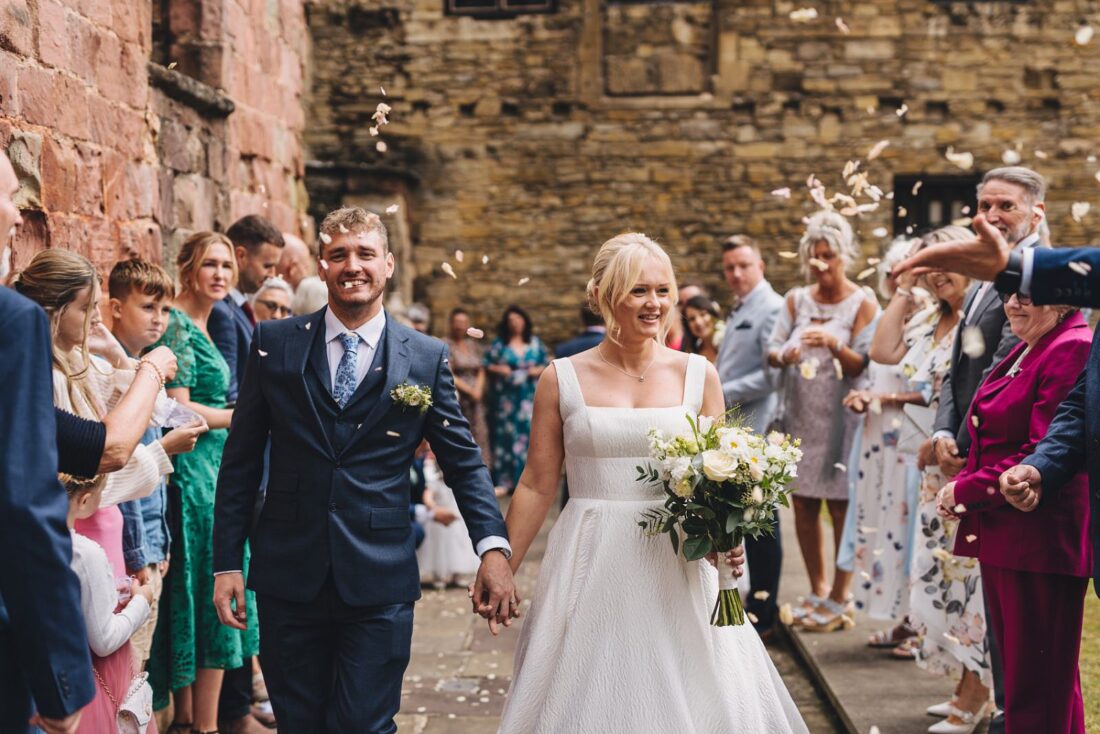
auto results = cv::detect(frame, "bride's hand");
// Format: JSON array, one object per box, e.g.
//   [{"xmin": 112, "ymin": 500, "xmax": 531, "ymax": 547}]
[{"xmin": 705, "ymin": 546, "xmax": 746, "ymax": 578}]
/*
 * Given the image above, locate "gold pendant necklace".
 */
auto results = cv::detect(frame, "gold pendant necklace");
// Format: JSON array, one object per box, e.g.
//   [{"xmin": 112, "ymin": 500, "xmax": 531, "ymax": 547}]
[{"xmin": 597, "ymin": 344, "xmax": 655, "ymax": 382}]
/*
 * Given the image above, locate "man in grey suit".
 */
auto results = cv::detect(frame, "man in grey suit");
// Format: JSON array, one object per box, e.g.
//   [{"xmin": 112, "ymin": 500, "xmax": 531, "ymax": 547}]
[
  {"xmin": 715, "ymin": 234, "xmax": 785, "ymax": 633},
  {"xmin": 927, "ymin": 166, "xmax": 1046, "ymax": 734}
]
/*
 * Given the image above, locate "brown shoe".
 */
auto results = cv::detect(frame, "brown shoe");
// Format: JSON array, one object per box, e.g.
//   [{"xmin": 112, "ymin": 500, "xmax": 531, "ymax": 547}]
[{"xmin": 218, "ymin": 714, "xmax": 273, "ymax": 734}]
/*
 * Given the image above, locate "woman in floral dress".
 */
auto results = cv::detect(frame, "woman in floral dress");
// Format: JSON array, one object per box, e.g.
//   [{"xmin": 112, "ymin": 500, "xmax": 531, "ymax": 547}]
[
  {"xmin": 444, "ymin": 307, "xmax": 491, "ymax": 466},
  {"xmin": 485, "ymin": 305, "xmax": 549, "ymax": 493}
]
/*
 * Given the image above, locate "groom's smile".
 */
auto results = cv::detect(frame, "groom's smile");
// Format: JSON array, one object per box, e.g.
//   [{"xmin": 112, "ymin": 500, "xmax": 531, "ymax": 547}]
[{"xmin": 319, "ymin": 227, "xmax": 395, "ymax": 324}]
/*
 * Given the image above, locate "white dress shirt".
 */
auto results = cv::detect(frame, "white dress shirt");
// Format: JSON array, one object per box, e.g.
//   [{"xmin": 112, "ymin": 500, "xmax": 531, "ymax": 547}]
[{"xmin": 325, "ymin": 307, "xmax": 386, "ymax": 393}]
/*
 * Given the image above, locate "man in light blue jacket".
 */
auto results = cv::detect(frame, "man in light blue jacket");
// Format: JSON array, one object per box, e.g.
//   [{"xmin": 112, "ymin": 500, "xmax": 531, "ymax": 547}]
[{"xmin": 715, "ymin": 234, "xmax": 785, "ymax": 634}]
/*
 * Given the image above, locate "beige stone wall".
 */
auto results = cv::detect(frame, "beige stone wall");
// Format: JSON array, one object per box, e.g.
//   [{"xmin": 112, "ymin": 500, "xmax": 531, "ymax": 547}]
[
  {"xmin": 306, "ymin": 0, "xmax": 1100, "ymax": 344},
  {"xmin": 0, "ymin": 0, "xmax": 309, "ymax": 279}
]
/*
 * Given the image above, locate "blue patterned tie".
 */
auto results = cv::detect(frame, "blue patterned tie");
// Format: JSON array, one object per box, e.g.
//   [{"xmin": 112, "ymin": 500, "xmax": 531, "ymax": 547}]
[{"xmin": 333, "ymin": 332, "xmax": 361, "ymax": 409}]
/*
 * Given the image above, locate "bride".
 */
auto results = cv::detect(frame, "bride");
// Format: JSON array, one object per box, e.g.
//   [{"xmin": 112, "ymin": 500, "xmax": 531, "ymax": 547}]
[{"xmin": 491, "ymin": 233, "xmax": 807, "ymax": 733}]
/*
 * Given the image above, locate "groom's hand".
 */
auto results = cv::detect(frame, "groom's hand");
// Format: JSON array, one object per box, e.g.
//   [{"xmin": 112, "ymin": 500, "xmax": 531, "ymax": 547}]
[
  {"xmin": 471, "ymin": 550, "xmax": 518, "ymax": 636},
  {"xmin": 213, "ymin": 572, "xmax": 249, "ymax": 630}
]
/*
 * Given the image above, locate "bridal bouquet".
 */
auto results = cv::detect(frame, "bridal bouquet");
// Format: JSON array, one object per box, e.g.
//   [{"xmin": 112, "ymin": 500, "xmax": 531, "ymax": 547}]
[{"xmin": 637, "ymin": 414, "xmax": 802, "ymax": 626}]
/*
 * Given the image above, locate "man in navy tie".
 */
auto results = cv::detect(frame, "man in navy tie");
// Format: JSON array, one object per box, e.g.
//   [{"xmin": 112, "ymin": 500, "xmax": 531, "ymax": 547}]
[
  {"xmin": 213, "ymin": 206, "xmax": 513, "ymax": 733},
  {"xmin": 0, "ymin": 149, "xmax": 95, "ymax": 733}
]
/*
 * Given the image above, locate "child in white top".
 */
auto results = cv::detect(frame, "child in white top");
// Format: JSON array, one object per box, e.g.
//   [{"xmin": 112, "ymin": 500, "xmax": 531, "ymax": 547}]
[{"xmin": 63, "ymin": 473, "xmax": 154, "ymax": 733}]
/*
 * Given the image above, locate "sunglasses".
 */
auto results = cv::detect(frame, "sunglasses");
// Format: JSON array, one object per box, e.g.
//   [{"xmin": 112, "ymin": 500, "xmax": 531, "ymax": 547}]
[
  {"xmin": 256, "ymin": 299, "xmax": 292, "ymax": 316},
  {"xmin": 998, "ymin": 292, "xmax": 1032, "ymax": 306}
]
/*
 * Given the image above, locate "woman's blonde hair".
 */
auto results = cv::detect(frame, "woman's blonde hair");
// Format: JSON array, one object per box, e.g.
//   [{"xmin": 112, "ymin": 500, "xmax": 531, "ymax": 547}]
[
  {"xmin": 177, "ymin": 231, "xmax": 238, "ymax": 295},
  {"xmin": 12, "ymin": 249, "xmax": 101, "ymax": 411},
  {"xmin": 585, "ymin": 232, "xmax": 677, "ymax": 345},
  {"xmin": 798, "ymin": 210, "xmax": 858, "ymax": 280}
]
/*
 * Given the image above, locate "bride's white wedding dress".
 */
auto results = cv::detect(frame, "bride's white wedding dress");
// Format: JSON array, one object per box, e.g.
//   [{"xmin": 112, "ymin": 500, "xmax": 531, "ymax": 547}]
[{"xmin": 498, "ymin": 355, "xmax": 808, "ymax": 733}]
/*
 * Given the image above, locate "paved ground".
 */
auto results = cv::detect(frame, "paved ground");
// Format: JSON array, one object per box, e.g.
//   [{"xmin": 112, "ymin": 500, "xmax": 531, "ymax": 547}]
[{"xmin": 398, "ymin": 499, "xmax": 842, "ymax": 733}]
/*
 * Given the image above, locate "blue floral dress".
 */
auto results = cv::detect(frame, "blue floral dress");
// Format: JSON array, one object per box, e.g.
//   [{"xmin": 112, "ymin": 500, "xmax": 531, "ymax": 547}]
[{"xmin": 485, "ymin": 337, "xmax": 549, "ymax": 490}]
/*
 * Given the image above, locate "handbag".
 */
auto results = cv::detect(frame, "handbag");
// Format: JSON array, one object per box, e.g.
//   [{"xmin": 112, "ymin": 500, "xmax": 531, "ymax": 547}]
[
  {"xmin": 897, "ymin": 403, "xmax": 936, "ymax": 456},
  {"xmin": 93, "ymin": 664, "xmax": 153, "ymax": 734}
]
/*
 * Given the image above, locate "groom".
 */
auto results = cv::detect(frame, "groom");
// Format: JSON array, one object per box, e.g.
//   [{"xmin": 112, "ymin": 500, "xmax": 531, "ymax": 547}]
[{"xmin": 213, "ymin": 207, "xmax": 515, "ymax": 733}]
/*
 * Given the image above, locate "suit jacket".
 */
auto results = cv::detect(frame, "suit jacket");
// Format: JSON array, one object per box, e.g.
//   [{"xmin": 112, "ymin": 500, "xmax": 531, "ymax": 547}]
[
  {"xmin": 1022, "ymin": 246, "xmax": 1100, "ymax": 593},
  {"xmin": 952, "ymin": 313, "xmax": 1091, "ymax": 578},
  {"xmin": 0, "ymin": 289, "xmax": 94, "ymax": 725},
  {"xmin": 554, "ymin": 328, "xmax": 605, "ymax": 359},
  {"xmin": 716, "ymin": 280, "xmax": 784, "ymax": 434},
  {"xmin": 213, "ymin": 307, "xmax": 507, "ymax": 606},
  {"xmin": 209, "ymin": 296, "xmax": 253, "ymax": 403}
]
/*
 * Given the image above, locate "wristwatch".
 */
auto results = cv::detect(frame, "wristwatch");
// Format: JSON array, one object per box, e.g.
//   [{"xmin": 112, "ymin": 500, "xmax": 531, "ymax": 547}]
[{"xmin": 993, "ymin": 250, "xmax": 1024, "ymax": 295}]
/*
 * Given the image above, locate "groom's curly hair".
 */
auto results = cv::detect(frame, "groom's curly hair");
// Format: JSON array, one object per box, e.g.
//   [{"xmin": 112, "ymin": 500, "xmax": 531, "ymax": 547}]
[{"xmin": 319, "ymin": 207, "xmax": 389, "ymax": 256}]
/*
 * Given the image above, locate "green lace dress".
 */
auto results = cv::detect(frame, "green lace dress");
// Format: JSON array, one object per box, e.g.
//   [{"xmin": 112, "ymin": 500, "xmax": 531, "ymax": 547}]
[{"xmin": 147, "ymin": 308, "xmax": 259, "ymax": 708}]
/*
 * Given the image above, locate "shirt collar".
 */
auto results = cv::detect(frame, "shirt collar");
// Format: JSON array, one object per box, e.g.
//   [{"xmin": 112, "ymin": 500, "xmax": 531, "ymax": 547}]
[
  {"xmin": 229, "ymin": 288, "xmax": 248, "ymax": 307},
  {"xmin": 325, "ymin": 307, "xmax": 387, "ymax": 349},
  {"xmin": 1014, "ymin": 231, "xmax": 1040, "ymax": 251},
  {"xmin": 733, "ymin": 279, "xmax": 768, "ymax": 310}
]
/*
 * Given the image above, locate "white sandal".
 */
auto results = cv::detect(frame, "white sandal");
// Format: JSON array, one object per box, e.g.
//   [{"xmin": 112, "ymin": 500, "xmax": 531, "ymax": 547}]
[{"xmin": 927, "ymin": 703, "xmax": 990, "ymax": 733}]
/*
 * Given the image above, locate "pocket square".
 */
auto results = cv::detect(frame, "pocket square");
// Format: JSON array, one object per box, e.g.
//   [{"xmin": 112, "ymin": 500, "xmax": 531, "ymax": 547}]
[{"xmin": 735, "ymin": 322, "xmax": 753, "ymax": 330}]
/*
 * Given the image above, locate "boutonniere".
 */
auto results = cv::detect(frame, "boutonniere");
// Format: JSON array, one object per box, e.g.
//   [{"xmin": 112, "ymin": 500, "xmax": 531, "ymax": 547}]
[
  {"xmin": 391, "ymin": 382, "xmax": 433, "ymax": 414},
  {"xmin": 711, "ymin": 320, "xmax": 727, "ymax": 348}
]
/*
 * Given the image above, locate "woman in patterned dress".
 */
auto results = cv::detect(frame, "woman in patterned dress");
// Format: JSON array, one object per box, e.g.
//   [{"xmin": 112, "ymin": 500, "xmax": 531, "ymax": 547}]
[
  {"xmin": 147, "ymin": 233, "xmax": 260, "ymax": 734},
  {"xmin": 484, "ymin": 305, "xmax": 549, "ymax": 494},
  {"xmin": 768, "ymin": 211, "xmax": 879, "ymax": 632},
  {"xmin": 444, "ymin": 307, "xmax": 491, "ymax": 466}
]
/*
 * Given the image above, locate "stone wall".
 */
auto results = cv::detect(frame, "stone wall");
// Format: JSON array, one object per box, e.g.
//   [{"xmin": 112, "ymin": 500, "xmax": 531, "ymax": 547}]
[
  {"xmin": 0, "ymin": 0, "xmax": 309, "ymax": 278},
  {"xmin": 306, "ymin": 0, "xmax": 1100, "ymax": 343}
]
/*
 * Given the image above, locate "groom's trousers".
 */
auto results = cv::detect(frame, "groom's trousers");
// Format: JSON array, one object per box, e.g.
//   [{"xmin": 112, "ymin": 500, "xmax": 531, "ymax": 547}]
[{"xmin": 257, "ymin": 574, "xmax": 414, "ymax": 734}]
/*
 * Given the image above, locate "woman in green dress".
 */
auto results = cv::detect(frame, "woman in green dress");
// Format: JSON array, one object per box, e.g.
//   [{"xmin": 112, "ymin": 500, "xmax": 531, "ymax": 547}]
[
  {"xmin": 147, "ymin": 232, "xmax": 259, "ymax": 734},
  {"xmin": 484, "ymin": 304, "xmax": 550, "ymax": 494}
]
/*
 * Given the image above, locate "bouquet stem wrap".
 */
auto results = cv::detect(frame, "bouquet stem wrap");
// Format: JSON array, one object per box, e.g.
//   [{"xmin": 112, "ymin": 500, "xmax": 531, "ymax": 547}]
[{"xmin": 712, "ymin": 559, "xmax": 746, "ymax": 627}]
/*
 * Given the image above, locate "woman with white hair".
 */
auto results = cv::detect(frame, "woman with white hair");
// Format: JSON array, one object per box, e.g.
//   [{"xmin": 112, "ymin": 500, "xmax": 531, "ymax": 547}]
[
  {"xmin": 252, "ymin": 277, "xmax": 294, "ymax": 321},
  {"xmin": 290, "ymin": 275, "xmax": 328, "ymax": 316},
  {"xmin": 767, "ymin": 211, "xmax": 879, "ymax": 632},
  {"xmin": 497, "ymin": 233, "xmax": 807, "ymax": 733}
]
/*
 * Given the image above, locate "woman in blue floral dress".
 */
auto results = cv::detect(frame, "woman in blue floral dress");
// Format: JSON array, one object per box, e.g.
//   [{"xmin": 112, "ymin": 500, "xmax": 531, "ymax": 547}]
[{"xmin": 485, "ymin": 305, "xmax": 549, "ymax": 493}]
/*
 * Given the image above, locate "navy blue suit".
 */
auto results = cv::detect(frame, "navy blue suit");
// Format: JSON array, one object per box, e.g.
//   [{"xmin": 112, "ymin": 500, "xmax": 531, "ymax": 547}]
[
  {"xmin": 208, "ymin": 296, "xmax": 253, "ymax": 403},
  {"xmin": 1018, "ymin": 247, "xmax": 1100, "ymax": 596},
  {"xmin": 554, "ymin": 328, "xmax": 605, "ymax": 359},
  {"xmin": 0, "ymin": 288, "xmax": 94, "ymax": 731},
  {"xmin": 214, "ymin": 308, "xmax": 506, "ymax": 732}
]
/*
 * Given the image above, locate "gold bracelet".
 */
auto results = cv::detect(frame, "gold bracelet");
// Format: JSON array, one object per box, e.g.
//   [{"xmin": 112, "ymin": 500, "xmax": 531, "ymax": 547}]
[{"xmin": 138, "ymin": 358, "xmax": 165, "ymax": 387}]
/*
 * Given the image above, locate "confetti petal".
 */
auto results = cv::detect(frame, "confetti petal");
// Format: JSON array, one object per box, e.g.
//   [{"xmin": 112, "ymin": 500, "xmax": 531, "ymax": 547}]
[
  {"xmin": 789, "ymin": 7, "xmax": 818, "ymax": 22},
  {"xmin": 443, "ymin": 419, "xmax": 450, "ymax": 427},
  {"xmin": 455, "ymin": 249, "xmax": 465, "ymax": 262},
  {"xmin": 771, "ymin": 187, "xmax": 792, "ymax": 199},
  {"xmin": 441, "ymin": 262, "xmax": 457, "ymax": 279},
  {"xmin": 305, "ymin": 322, "xmax": 311, "ymax": 330},
  {"xmin": 1001, "ymin": 149, "xmax": 1022, "ymax": 165},
  {"xmin": 753, "ymin": 590, "xmax": 770, "ymax": 601},
  {"xmin": 833, "ymin": 462, "xmax": 847, "ymax": 472},
  {"xmin": 965, "ymin": 534, "xmax": 977, "ymax": 543},
  {"xmin": 871, "ymin": 227, "xmax": 888, "ymax": 238},
  {"xmin": 517, "ymin": 277, "xmax": 530, "ymax": 286},
  {"xmin": 778, "ymin": 251, "xmax": 799, "ymax": 259},
  {"xmin": 380, "ymin": 85, "xmax": 387, "ymax": 96},
  {"xmin": 1076, "ymin": 25, "xmax": 1094, "ymax": 46},
  {"xmin": 808, "ymin": 257, "xmax": 829, "ymax": 272},
  {"xmin": 1072, "ymin": 202, "xmax": 1090, "ymax": 223},
  {"xmin": 1069, "ymin": 261, "xmax": 1093, "ymax": 275},
  {"xmin": 778, "ymin": 603, "xmax": 795, "ymax": 625},
  {"xmin": 961, "ymin": 325, "xmax": 986, "ymax": 358},
  {"xmin": 867, "ymin": 257, "xmax": 882, "ymax": 265},
  {"xmin": 860, "ymin": 526, "xmax": 878, "ymax": 534},
  {"xmin": 857, "ymin": 266, "xmax": 876, "ymax": 280},
  {"xmin": 896, "ymin": 103, "xmax": 909, "ymax": 117},
  {"xmin": 869, "ymin": 397, "xmax": 882, "ymax": 415},
  {"xmin": 835, "ymin": 16, "xmax": 850, "ymax": 33},
  {"xmin": 385, "ymin": 204, "xmax": 400, "ymax": 214},
  {"xmin": 481, "ymin": 254, "xmax": 490, "ymax": 265},
  {"xmin": 320, "ymin": 259, "xmax": 329, "ymax": 271},
  {"xmin": 867, "ymin": 139, "xmax": 890, "ymax": 160},
  {"xmin": 1035, "ymin": 149, "xmax": 1049, "ymax": 160},
  {"xmin": 258, "ymin": 349, "xmax": 269, "ymax": 357},
  {"xmin": 954, "ymin": 503, "xmax": 967, "ymax": 513},
  {"xmin": 319, "ymin": 232, "xmax": 332, "ymax": 245},
  {"xmin": 747, "ymin": 612, "xmax": 759, "ymax": 624},
  {"xmin": 376, "ymin": 141, "xmax": 388, "ymax": 153},
  {"xmin": 833, "ymin": 358, "xmax": 843, "ymax": 379},
  {"xmin": 466, "ymin": 327, "xmax": 485, "ymax": 339},
  {"xmin": 386, "ymin": 430, "xmax": 401, "ymax": 437},
  {"xmin": 945, "ymin": 146, "xmax": 974, "ymax": 171},
  {"xmin": 911, "ymin": 180, "xmax": 923, "ymax": 195}
]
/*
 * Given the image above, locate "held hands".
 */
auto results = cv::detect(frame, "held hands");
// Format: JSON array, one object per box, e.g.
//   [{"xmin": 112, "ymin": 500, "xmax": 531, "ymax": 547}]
[
  {"xmin": 893, "ymin": 214, "xmax": 1012, "ymax": 282},
  {"xmin": 1000, "ymin": 464, "xmax": 1043, "ymax": 512},
  {"xmin": 916, "ymin": 437, "xmax": 936, "ymax": 471},
  {"xmin": 469, "ymin": 550, "xmax": 520, "ymax": 636},
  {"xmin": 213, "ymin": 572, "xmax": 249, "ymax": 630}
]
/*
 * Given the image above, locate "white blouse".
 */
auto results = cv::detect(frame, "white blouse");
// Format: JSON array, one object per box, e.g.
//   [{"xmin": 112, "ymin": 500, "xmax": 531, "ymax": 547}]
[{"xmin": 70, "ymin": 531, "xmax": 149, "ymax": 657}]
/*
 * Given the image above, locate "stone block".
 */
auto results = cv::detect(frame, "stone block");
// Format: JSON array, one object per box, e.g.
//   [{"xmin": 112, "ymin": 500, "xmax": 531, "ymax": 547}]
[
  {"xmin": 67, "ymin": 12, "xmax": 103, "ymax": 86},
  {"xmin": 20, "ymin": 66, "xmax": 90, "ymax": 140},
  {"xmin": 0, "ymin": 0, "xmax": 32, "ymax": 57},
  {"xmin": 942, "ymin": 69, "xmax": 977, "ymax": 93},
  {"xmin": 7, "ymin": 128, "xmax": 41, "ymax": 209},
  {"xmin": 0, "ymin": 49, "xmax": 18, "ymax": 116},
  {"xmin": 37, "ymin": 0, "xmax": 68, "ymax": 70},
  {"xmin": 843, "ymin": 40, "xmax": 895, "ymax": 61}
]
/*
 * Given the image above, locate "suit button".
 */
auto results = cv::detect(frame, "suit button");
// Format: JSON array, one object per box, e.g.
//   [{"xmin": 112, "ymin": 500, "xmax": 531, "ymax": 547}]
[{"xmin": 329, "ymin": 503, "xmax": 337, "ymax": 512}]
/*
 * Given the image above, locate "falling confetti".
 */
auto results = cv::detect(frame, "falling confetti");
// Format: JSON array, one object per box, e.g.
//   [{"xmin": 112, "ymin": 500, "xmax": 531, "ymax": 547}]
[
  {"xmin": 965, "ymin": 534, "xmax": 977, "ymax": 543},
  {"xmin": 871, "ymin": 227, "xmax": 888, "ymax": 238},
  {"xmin": 833, "ymin": 358, "xmax": 843, "ymax": 379},
  {"xmin": 869, "ymin": 397, "xmax": 882, "ymax": 415},
  {"xmin": 971, "ymin": 414, "xmax": 980, "ymax": 428},
  {"xmin": 945, "ymin": 146, "xmax": 975, "ymax": 170},
  {"xmin": 747, "ymin": 612, "xmax": 759, "ymax": 625},
  {"xmin": 1035, "ymin": 149, "xmax": 1049, "ymax": 160},
  {"xmin": 911, "ymin": 180, "xmax": 923, "ymax": 195},
  {"xmin": 873, "ymin": 548, "xmax": 884, "ymax": 556},
  {"xmin": 860, "ymin": 526, "xmax": 878, "ymax": 534},
  {"xmin": 954, "ymin": 503, "xmax": 967, "ymax": 513},
  {"xmin": 808, "ymin": 257, "xmax": 829, "ymax": 272},
  {"xmin": 1076, "ymin": 25, "xmax": 1095, "ymax": 46},
  {"xmin": 896, "ymin": 103, "xmax": 909, "ymax": 117},
  {"xmin": 386, "ymin": 430, "xmax": 400, "ymax": 437},
  {"xmin": 455, "ymin": 249, "xmax": 465, "ymax": 262},
  {"xmin": 1069, "ymin": 261, "xmax": 1093, "ymax": 275},
  {"xmin": 867, "ymin": 140, "xmax": 890, "ymax": 160},
  {"xmin": 952, "ymin": 216, "xmax": 974, "ymax": 227},
  {"xmin": 771, "ymin": 187, "xmax": 792, "ymax": 199},
  {"xmin": 258, "ymin": 350, "xmax": 269, "ymax": 357},
  {"xmin": 857, "ymin": 266, "xmax": 876, "ymax": 281},
  {"xmin": 443, "ymin": 419, "xmax": 450, "ymax": 427},
  {"xmin": 385, "ymin": 204, "xmax": 400, "ymax": 214},
  {"xmin": 376, "ymin": 141, "xmax": 388, "ymax": 153},
  {"xmin": 778, "ymin": 251, "xmax": 799, "ymax": 259},
  {"xmin": 778, "ymin": 603, "xmax": 795, "ymax": 625},
  {"xmin": 380, "ymin": 85, "xmax": 387, "ymax": 96},
  {"xmin": 320, "ymin": 259, "xmax": 329, "ymax": 271},
  {"xmin": 441, "ymin": 262, "xmax": 457, "ymax": 279},
  {"xmin": 1002, "ymin": 149, "xmax": 1022, "ymax": 165},
  {"xmin": 338, "ymin": 223, "xmax": 349, "ymax": 233},
  {"xmin": 369, "ymin": 127, "xmax": 379, "ymax": 137},
  {"xmin": 867, "ymin": 257, "xmax": 882, "ymax": 265},
  {"xmin": 481, "ymin": 254, "xmax": 490, "ymax": 265},
  {"xmin": 835, "ymin": 17, "xmax": 850, "ymax": 34},
  {"xmin": 167, "ymin": 61, "xmax": 177, "ymax": 70},
  {"xmin": 897, "ymin": 206, "xmax": 908, "ymax": 217},
  {"xmin": 319, "ymin": 232, "xmax": 332, "ymax": 245},
  {"xmin": 517, "ymin": 277, "xmax": 530, "ymax": 286},
  {"xmin": 466, "ymin": 327, "xmax": 485, "ymax": 339},
  {"xmin": 789, "ymin": 7, "xmax": 818, "ymax": 22},
  {"xmin": 305, "ymin": 322, "xmax": 311, "ymax": 330},
  {"xmin": 753, "ymin": 590, "xmax": 770, "ymax": 601},
  {"xmin": 833, "ymin": 462, "xmax": 847, "ymax": 472},
  {"xmin": 961, "ymin": 326, "xmax": 986, "ymax": 358},
  {"xmin": 1072, "ymin": 202, "xmax": 1091, "ymax": 222}
]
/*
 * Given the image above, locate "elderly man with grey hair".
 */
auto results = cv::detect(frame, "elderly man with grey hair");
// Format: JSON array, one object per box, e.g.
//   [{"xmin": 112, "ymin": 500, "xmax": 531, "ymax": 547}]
[{"xmin": 925, "ymin": 166, "xmax": 1047, "ymax": 734}]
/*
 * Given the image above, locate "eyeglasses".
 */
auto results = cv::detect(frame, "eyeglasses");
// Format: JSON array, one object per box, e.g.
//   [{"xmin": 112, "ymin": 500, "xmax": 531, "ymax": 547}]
[
  {"xmin": 256, "ymin": 299, "xmax": 292, "ymax": 316},
  {"xmin": 998, "ymin": 292, "xmax": 1032, "ymax": 306}
]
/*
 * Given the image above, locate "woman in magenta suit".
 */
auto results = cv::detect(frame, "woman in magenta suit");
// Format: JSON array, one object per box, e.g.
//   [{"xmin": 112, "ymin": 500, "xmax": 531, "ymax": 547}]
[{"xmin": 936, "ymin": 294, "xmax": 1092, "ymax": 734}]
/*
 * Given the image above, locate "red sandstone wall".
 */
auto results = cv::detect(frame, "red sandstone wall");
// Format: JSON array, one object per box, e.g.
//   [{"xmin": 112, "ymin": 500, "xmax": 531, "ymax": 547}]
[{"xmin": 0, "ymin": 0, "xmax": 308, "ymax": 277}]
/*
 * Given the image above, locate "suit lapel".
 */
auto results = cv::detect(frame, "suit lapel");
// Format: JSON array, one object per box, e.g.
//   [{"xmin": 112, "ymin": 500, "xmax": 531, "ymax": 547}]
[
  {"xmin": 294, "ymin": 308, "xmax": 336, "ymax": 457},
  {"xmin": 339, "ymin": 322, "xmax": 412, "ymax": 456}
]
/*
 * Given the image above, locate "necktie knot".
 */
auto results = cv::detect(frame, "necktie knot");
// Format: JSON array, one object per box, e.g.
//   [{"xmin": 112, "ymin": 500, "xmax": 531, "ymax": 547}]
[{"xmin": 339, "ymin": 332, "xmax": 360, "ymax": 352}]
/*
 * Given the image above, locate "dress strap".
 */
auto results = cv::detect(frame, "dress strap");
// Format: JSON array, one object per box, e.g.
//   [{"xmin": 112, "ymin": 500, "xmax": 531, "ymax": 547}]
[
  {"xmin": 683, "ymin": 354, "xmax": 707, "ymax": 412},
  {"xmin": 552, "ymin": 358, "xmax": 585, "ymax": 418}
]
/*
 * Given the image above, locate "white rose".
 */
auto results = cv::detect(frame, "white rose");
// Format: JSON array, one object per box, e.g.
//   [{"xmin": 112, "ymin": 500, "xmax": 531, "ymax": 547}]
[
  {"xmin": 767, "ymin": 431, "xmax": 785, "ymax": 446},
  {"xmin": 406, "ymin": 393, "xmax": 422, "ymax": 406},
  {"xmin": 702, "ymin": 450, "xmax": 739, "ymax": 482},
  {"xmin": 668, "ymin": 456, "xmax": 692, "ymax": 486}
]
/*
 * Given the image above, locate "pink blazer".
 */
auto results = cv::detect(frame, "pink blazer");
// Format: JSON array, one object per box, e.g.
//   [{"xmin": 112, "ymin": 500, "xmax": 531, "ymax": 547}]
[{"xmin": 952, "ymin": 313, "xmax": 1093, "ymax": 578}]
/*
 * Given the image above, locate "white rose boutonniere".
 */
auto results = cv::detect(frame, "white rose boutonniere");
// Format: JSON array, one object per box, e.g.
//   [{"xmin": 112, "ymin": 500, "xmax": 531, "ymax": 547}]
[{"xmin": 390, "ymin": 382, "xmax": 433, "ymax": 414}]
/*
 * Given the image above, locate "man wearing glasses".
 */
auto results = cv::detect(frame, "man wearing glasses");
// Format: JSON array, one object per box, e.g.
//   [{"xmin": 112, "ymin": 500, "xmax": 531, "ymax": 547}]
[{"xmin": 252, "ymin": 278, "xmax": 295, "ymax": 322}]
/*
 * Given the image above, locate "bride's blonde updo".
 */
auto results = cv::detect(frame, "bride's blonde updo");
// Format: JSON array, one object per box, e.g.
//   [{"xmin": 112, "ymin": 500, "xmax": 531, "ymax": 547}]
[{"xmin": 585, "ymin": 232, "xmax": 677, "ymax": 345}]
